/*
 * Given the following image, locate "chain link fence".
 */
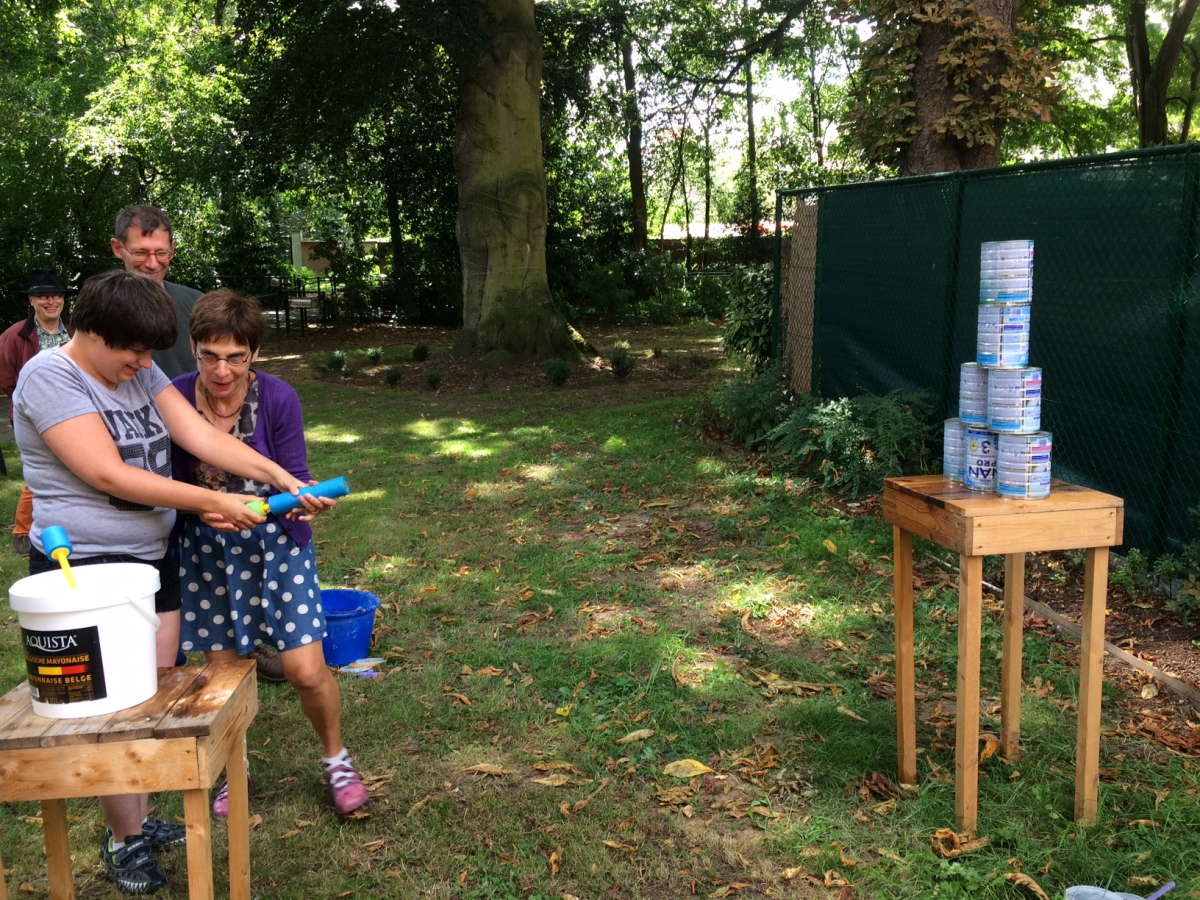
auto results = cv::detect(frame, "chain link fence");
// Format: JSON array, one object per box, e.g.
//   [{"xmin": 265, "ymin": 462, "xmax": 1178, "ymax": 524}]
[{"xmin": 773, "ymin": 143, "xmax": 1200, "ymax": 557}]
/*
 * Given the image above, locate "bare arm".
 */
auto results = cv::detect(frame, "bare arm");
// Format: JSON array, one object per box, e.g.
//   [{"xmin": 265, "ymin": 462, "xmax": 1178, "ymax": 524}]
[
  {"xmin": 156, "ymin": 384, "xmax": 305, "ymax": 496},
  {"xmin": 41, "ymin": 413, "xmax": 268, "ymax": 531}
]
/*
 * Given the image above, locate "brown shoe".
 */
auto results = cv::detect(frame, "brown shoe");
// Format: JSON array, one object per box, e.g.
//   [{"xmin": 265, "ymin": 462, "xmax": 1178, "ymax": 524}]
[{"xmin": 246, "ymin": 644, "xmax": 287, "ymax": 683}]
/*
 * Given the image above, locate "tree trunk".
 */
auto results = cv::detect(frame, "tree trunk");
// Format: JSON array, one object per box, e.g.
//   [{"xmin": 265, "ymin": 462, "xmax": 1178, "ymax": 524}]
[
  {"xmin": 679, "ymin": 130, "xmax": 692, "ymax": 270},
  {"xmin": 745, "ymin": 56, "xmax": 759, "ymax": 236},
  {"xmin": 1180, "ymin": 46, "xmax": 1200, "ymax": 142},
  {"xmin": 623, "ymin": 37, "xmax": 648, "ymax": 252},
  {"xmin": 1127, "ymin": 0, "xmax": 1200, "ymax": 147},
  {"xmin": 452, "ymin": 0, "xmax": 577, "ymax": 359},
  {"xmin": 385, "ymin": 179, "xmax": 403, "ymax": 281},
  {"xmin": 898, "ymin": 0, "xmax": 1017, "ymax": 176}
]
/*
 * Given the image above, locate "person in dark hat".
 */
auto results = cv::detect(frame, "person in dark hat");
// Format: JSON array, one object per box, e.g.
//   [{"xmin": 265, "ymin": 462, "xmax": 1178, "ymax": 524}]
[{"xmin": 0, "ymin": 269, "xmax": 73, "ymax": 555}]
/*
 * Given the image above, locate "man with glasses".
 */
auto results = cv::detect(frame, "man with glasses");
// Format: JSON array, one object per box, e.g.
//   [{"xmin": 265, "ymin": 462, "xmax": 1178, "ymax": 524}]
[
  {"xmin": 110, "ymin": 205, "xmax": 289, "ymax": 683},
  {"xmin": 111, "ymin": 205, "xmax": 200, "ymax": 379}
]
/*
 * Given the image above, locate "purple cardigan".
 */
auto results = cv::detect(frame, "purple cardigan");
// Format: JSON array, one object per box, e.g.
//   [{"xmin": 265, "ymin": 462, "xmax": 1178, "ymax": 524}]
[{"xmin": 171, "ymin": 370, "xmax": 314, "ymax": 549}]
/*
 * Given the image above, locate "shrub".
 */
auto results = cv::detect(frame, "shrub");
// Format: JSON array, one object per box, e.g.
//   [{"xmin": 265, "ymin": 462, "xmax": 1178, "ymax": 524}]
[
  {"xmin": 688, "ymin": 349, "xmax": 714, "ymax": 369},
  {"xmin": 384, "ymin": 365, "xmax": 403, "ymax": 387},
  {"xmin": 412, "ymin": 343, "xmax": 430, "ymax": 362},
  {"xmin": 689, "ymin": 275, "xmax": 729, "ymax": 319},
  {"xmin": 326, "ymin": 350, "xmax": 346, "ymax": 371},
  {"xmin": 342, "ymin": 365, "xmax": 358, "ymax": 378},
  {"xmin": 665, "ymin": 356, "xmax": 684, "ymax": 375},
  {"xmin": 365, "ymin": 347, "xmax": 384, "ymax": 363},
  {"xmin": 651, "ymin": 347, "xmax": 663, "ymax": 358},
  {"xmin": 610, "ymin": 347, "xmax": 636, "ymax": 380},
  {"xmin": 544, "ymin": 358, "xmax": 571, "ymax": 387},
  {"xmin": 769, "ymin": 390, "xmax": 936, "ymax": 497},
  {"xmin": 425, "ymin": 369, "xmax": 443, "ymax": 390},
  {"xmin": 716, "ymin": 359, "xmax": 793, "ymax": 450},
  {"xmin": 721, "ymin": 264, "xmax": 773, "ymax": 367}
]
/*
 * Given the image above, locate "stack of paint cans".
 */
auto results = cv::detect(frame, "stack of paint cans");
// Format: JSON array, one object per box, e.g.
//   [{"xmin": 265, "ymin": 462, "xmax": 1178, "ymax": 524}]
[{"xmin": 947, "ymin": 239, "xmax": 1053, "ymax": 498}]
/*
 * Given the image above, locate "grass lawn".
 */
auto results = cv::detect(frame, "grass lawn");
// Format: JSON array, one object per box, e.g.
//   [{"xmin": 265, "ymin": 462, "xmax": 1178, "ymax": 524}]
[{"xmin": 2, "ymin": 323, "xmax": 1198, "ymax": 899}]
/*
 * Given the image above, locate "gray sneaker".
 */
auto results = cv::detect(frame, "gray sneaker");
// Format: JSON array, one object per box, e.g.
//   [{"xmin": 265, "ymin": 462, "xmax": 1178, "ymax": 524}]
[{"xmin": 11, "ymin": 534, "xmax": 30, "ymax": 556}]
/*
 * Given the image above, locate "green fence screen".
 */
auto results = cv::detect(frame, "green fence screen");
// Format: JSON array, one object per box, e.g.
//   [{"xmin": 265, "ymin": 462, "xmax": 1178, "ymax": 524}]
[{"xmin": 774, "ymin": 144, "xmax": 1200, "ymax": 557}]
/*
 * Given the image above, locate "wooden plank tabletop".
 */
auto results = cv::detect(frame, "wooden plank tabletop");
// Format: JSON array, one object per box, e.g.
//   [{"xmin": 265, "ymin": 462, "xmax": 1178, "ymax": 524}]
[
  {"xmin": 884, "ymin": 476, "xmax": 1123, "ymax": 517},
  {"xmin": 0, "ymin": 663, "xmax": 253, "ymax": 751}
]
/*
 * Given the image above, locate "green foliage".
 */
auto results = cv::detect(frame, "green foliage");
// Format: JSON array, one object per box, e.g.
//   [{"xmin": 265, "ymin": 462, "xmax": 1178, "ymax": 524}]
[
  {"xmin": 544, "ymin": 358, "xmax": 571, "ymax": 388},
  {"xmin": 610, "ymin": 347, "xmax": 636, "ymax": 380},
  {"xmin": 721, "ymin": 264, "xmax": 773, "ymax": 366},
  {"xmin": 425, "ymin": 369, "xmax": 443, "ymax": 390},
  {"xmin": 384, "ymin": 365, "xmax": 403, "ymax": 387},
  {"xmin": 366, "ymin": 347, "xmax": 384, "ymax": 363},
  {"xmin": 342, "ymin": 365, "xmax": 358, "ymax": 378},
  {"xmin": 688, "ymin": 276, "xmax": 729, "ymax": 320},
  {"xmin": 715, "ymin": 359, "xmax": 792, "ymax": 450},
  {"xmin": 326, "ymin": 350, "xmax": 346, "ymax": 371},
  {"xmin": 1110, "ymin": 548, "xmax": 1149, "ymax": 592},
  {"xmin": 412, "ymin": 344, "xmax": 430, "ymax": 362},
  {"xmin": 768, "ymin": 391, "xmax": 936, "ymax": 497}
]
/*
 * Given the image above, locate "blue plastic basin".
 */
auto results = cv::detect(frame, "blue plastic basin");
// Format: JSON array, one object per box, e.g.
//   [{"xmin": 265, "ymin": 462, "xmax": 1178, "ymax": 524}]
[{"xmin": 320, "ymin": 589, "xmax": 382, "ymax": 666}]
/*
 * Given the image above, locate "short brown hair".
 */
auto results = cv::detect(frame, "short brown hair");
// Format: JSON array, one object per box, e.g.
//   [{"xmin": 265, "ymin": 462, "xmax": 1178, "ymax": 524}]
[
  {"xmin": 189, "ymin": 289, "xmax": 267, "ymax": 352},
  {"xmin": 114, "ymin": 205, "xmax": 174, "ymax": 242},
  {"xmin": 72, "ymin": 271, "xmax": 177, "ymax": 350}
]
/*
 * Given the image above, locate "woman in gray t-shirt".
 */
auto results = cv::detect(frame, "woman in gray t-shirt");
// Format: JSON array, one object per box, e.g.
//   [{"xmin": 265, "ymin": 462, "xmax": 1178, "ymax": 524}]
[{"xmin": 12, "ymin": 270, "xmax": 321, "ymax": 895}]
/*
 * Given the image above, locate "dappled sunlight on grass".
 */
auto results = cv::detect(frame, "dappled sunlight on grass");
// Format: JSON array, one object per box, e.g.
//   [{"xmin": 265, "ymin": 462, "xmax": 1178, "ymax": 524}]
[
  {"xmin": 339, "ymin": 488, "xmax": 386, "ymax": 504},
  {"xmin": 305, "ymin": 423, "xmax": 362, "ymax": 444},
  {"xmin": 435, "ymin": 439, "xmax": 492, "ymax": 459},
  {"xmin": 603, "ymin": 435, "xmax": 627, "ymax": 452},
  {"xmin": 522, "ymin": 463, "xmax": 557, "ymax": 482}
]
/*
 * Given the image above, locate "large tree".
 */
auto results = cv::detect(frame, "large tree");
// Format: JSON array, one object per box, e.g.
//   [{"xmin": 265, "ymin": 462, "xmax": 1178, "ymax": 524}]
[
  {"xmin": 1126, "ymin": 0, "xmax": 1200, "ymax": 145},
  {"xmin": 452, "ymin": 0, "xmax": 582, "ymax": 358},
  {"xmin": 846, "ymin": 0, "xmax": 1059, "ymax": 174}
]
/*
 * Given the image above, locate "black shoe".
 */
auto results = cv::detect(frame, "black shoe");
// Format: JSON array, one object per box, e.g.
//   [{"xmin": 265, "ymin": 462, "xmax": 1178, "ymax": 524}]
[
  {"xmin": 101, "ymin": 830, "xmax": 167, "ymax": 894},
  {"xmin": 141, "ymin": 815, "xmax": 186, "ymax": 851}
]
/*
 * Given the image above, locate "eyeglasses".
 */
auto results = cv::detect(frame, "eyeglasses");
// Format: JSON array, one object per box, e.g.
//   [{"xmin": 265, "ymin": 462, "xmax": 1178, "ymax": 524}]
[
  {"xmin": 122, "ymin": 246, "xmax": 174, "ymax": 264},
  {"xmin": 196, "ymin": 350, "xmax": 251, "ymax": 368}
]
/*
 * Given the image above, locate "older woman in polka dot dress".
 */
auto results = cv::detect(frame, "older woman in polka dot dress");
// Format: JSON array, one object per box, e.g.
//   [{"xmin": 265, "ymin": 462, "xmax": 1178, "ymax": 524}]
[{"xmin": 172, "ymin": 289, "xmax": 367, "ymax": 817}]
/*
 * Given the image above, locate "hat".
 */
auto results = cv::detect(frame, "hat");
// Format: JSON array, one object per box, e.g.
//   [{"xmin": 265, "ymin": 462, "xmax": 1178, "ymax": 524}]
[{"xmin": 23, "ymin": 269, "xmax": 67, "ymax": 295}]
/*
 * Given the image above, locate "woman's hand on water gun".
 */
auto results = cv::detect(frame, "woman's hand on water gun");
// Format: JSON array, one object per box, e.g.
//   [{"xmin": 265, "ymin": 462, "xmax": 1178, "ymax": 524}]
[
  {"xmin": 286, "ymin": 480, "xmax": 335, "ymax": 522},
  {"xmin": 201, "ymin": 493, "xmax": 268, "ymax": 531}
]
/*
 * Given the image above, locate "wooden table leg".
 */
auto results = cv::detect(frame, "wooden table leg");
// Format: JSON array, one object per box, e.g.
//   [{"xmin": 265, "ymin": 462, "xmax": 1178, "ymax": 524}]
[
  {"xmin": 1075, "ymin": 546, "xmax": 1109, "ymax": 825},
  {"xmin": 183, "ymin": 788, "xmax": 214, "ymax": 900},
  {"xmin": 956, "ymin": 554, "xmax": 983, "ymax": 834},
  {"xmin": 41, "ymin": 799, "xmax": 74, "ymax": 900},
  {"xmin": 226, "ymin": 734, "xmax": 251, "ymax": 900},
  {"xmin": 1000, "ymin": 553, "xmax": 1025, "ymax": 760},
  {"xmin": 893, "ymin": 525, "xmax": 917, "ymax": 786}
]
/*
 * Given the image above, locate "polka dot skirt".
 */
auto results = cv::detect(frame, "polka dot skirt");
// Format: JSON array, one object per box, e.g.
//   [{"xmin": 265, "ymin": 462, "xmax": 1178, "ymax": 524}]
[{"xmin": 177, "ymin": 517, "xmax": 326, "ymax": 654}]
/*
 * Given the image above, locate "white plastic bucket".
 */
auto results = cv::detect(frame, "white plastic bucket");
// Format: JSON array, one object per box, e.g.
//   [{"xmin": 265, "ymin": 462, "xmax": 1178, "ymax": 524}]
[
  {"xmin": 959, "ymin": 363, "xmax": 989, "ymax": 425},
  {"xmin": 964, "ymin": 427, "xmax": 997, "ymax": 491},
  {"xmin": 9, "ymin": 563, "xmax": 161, "ymax": 719},
  {"xmin": 997, "ymin": 432, "xmax": 1053, "ymax": 499},
  {"xmin": 943, "ymin": 418, "xmax": 965, "ymax": 480}
]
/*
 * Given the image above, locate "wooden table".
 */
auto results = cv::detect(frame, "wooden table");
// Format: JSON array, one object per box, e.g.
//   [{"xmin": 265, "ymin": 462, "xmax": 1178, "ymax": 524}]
[
  {"xmin": 883, "ymin": 476, "xmax": 1123, "ymax": 831},
  {"xmin": 0, "ymin": 662, "xmax": 257, "ymax": 900}
]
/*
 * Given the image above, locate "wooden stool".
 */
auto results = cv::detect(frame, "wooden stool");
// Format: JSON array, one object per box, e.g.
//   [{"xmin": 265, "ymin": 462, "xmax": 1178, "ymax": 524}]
[
  {"xmin": 0, "ymin": 662, "xmax": 257, "ymax": 900},
  {"xmin": 883, "ymin": 476, "xmax": 1123, "ymax": 831}
]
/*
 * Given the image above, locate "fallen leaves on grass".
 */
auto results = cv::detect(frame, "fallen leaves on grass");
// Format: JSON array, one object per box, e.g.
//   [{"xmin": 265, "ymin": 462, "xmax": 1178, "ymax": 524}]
[
  {"xmin": 615, "ymin": 728, "xmax": 654, "ymax": 745},
  {"xmin": 747, "ymin": 667, "xmax": 831, "ymax": 697},
  {"xmin": 1127, "ymin": 876, "xmax": 1162, "ymax": 888},
  {"xmin": 980, "ymin": 739, "xmax": 1000, "ymax": 762},
  {"xmin": 548, "ymin": 848, "xmax": 561, "ymax": 876},
  {"xmin": 602, "ymin": 840, "xmax": 637, "ymax": 853},
  {"xmin": 407, "ymin": 795, "xmax": 432, "ymax": 817},
  {"xmin": 1003, "ymin": 872, "xmax": 1050, "ymax": 899},
  {"xmin": 461, "ymin": 764, "xmax": 510, "ymax": 777},
  {"xmin": 708, "ymin": 883, "xmax": 750, "ymax": 898},
  {"xmin": 247, "ymin": 814, "xmax": 263, "ymax": 830},
  {"xmin": 657, "ymin": 784, "xmax": 698, "ymax": 806},
  {"xmin": 876, "ymin": 848, "xmax": 903, "ymax": 862},
  {"xmin": 824, "ymin": 870, "xmax": 851, "ymax": 887},
  {"xmin": 930, "ymin": 829, "xmax": 989, "ymax": 858},
  {"xmin": 837, "ymin": 706, "xmax": 868, "ymax": 723},
  {"xmin": 532, "ymin": 774, "xmax": 571, "ymax": 787},
  {"xmin": 362, "ymin": 839, "xmax": 386, "ymax": 853},
  {"xmin": 517, "ymin": 606, "xmax": 554, "ymax": 630},
  {"xmin": 663, "ymin": 759, "xmax": 713, "ymax": 778}
]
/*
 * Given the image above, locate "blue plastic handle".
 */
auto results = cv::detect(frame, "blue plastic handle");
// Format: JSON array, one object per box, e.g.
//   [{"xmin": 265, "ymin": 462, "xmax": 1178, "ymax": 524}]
[
  {"xmin": 41, "ymin": 525, "xmax": 72, "ymax": 559},
  {"xmin": 254, "ymin": 476, "xmax": 351, "ymax": 516}
]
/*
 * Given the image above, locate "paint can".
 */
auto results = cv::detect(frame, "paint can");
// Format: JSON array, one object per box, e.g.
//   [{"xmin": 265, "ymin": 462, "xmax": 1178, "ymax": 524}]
[
  {"xmin": 980, "ymin": 240, "xmax": 1035, "ymax": 302},
  {"xmin": 963, "ymin": 427, "xmax": 997, "ymax": 491},
  {"xmin": 943, "ymin": 418, "xmax": 965, "ymax": 480},
  {"xmin": 987, "ymin": 366, "xmax": 1042, "ymax": 433},
  {"xmin": 959, "ymin": 363, "xmax": 989, "ymax": 425},
  {"xmin": 997, "ymin": 431, "xmax": 1052, "ymax": 499},
  {"xmin": 977, "ymin": 302, "xmax": 1031, "ymax": 367}
]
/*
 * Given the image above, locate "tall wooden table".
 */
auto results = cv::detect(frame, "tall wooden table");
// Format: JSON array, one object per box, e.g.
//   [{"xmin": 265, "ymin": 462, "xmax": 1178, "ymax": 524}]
[
  {"xmin": 0, "ymin": 662, "xmax": 256, "ymax": 900},
  {"xmin": 883, "ymin": 476, "xmax": 1123, "ymax": 832}
]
